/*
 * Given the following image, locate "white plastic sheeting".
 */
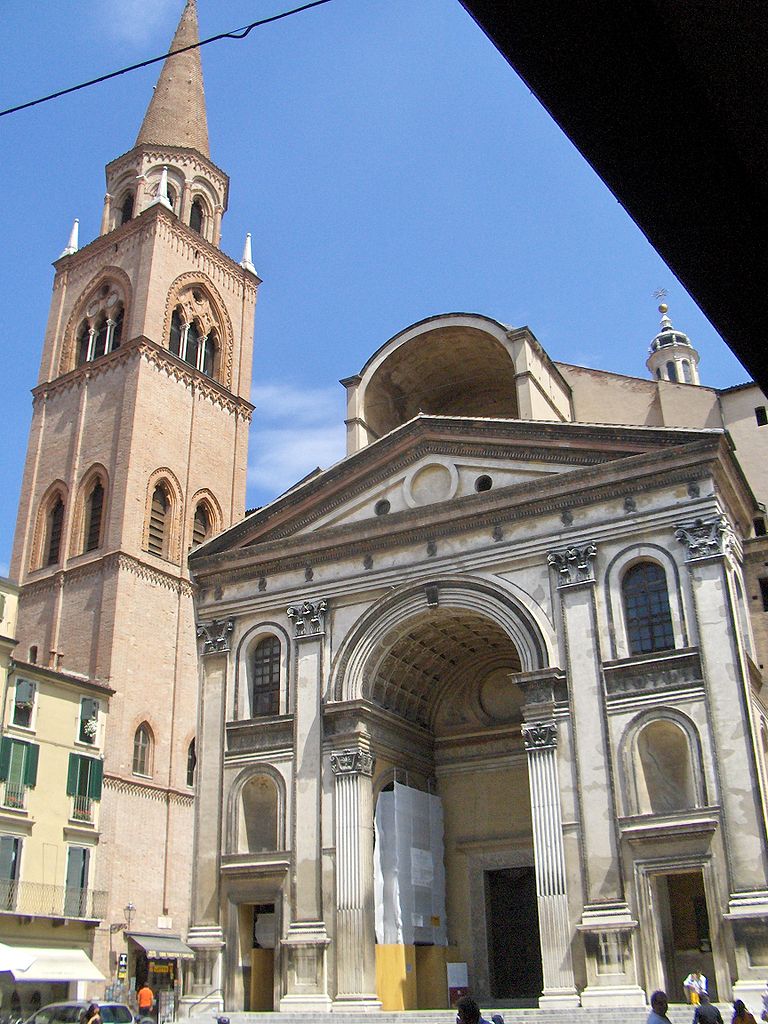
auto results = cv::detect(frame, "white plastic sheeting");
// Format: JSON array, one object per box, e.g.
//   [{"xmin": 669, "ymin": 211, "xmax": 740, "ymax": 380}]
[{"xmin": 373, "ymin": 782, "xmax": 447, "ymax": 945}]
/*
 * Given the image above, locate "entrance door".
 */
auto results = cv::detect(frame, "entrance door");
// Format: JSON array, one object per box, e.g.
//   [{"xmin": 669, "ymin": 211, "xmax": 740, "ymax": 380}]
[
  {"xmin": 485, "ymin": 867, "xmax": 543, "ymax": 1003},
  {"xmin": 656, "ymin": 871, "xmax": 716, "ymax": 1001}
]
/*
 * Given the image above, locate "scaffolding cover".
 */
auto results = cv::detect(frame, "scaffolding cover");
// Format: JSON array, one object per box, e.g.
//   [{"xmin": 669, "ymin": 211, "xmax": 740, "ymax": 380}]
[{"xmin": 374, "ymin": 782, "xmax": 447, "ymax": 945}]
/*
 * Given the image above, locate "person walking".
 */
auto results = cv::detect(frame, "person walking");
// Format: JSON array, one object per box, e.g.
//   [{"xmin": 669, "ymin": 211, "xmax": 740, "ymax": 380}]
[
  {"xmin": 694, "ymin": 992, "xmax": 723, "ymax": 1024},
  {"xmin": 137, "ymin": 983, "xmax": 154, "ymax": 1021}
]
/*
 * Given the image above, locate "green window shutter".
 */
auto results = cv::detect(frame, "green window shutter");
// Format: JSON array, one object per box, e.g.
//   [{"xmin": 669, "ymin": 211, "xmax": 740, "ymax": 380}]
[
  {"xmin": 66, "ymin": 753, "xmax": 80, "ymax": 796},
  {"xmin": 0, "ymin": 738, "xmax": 11, "ymax": 781},
  {"xmin": 24, "ymin": 743, "xmax": 39, "ymax": 787},
  {"xmin": 88, "ymin": 758, "xmax": 103, "ymax": 800}
]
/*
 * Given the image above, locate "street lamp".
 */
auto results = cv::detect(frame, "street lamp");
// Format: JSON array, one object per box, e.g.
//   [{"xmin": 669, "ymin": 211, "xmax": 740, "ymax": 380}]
[{"xmin": 124, "ymin": 901, "xmax": 136, "ymax": 931}]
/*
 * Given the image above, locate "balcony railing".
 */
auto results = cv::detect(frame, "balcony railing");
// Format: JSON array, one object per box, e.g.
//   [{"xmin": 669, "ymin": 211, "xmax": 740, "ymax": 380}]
[
  {"xmin": 71, "ymin": 793, "xmax": 93, "ymax": 822},
  {"xmin": 0, "ymin": 878, "xmax": 108, "ymax": 920},
  {"xmin": 1, "ymin": 781, "xmax": 27, "ymax": 810}
]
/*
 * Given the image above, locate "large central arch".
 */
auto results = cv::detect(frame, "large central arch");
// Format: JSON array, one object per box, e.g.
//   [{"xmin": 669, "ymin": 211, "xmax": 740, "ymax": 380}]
[
  {"xmin": 331, "ymin": 575, "xmax": 551, "ymax": 705},
  {"xmin": 329, "ymin": 576, "xmax": 554, "ymax": 1006}
]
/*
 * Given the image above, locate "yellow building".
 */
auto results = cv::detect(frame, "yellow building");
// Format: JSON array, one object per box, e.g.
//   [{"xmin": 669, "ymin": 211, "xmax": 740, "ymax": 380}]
[{"xmin": 0, "ymin": 576, "xmax": 112, "ymax": 1015}]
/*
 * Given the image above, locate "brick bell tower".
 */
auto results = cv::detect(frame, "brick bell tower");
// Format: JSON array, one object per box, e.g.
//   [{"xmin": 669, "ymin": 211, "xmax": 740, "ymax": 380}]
[{"xmin": 10, "ymin": 0, "xmax": 257, "ymax": 985}]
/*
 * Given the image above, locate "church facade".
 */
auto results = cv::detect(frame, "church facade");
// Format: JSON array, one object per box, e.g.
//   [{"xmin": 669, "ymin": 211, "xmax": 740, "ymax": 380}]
[
  {"xmin": 6, "ymin": 1, "xmax": 257, "ymax": 1000},
  {"xmin": 187, "ymin": 312, "xmax": 768, "ymax": 1013}
]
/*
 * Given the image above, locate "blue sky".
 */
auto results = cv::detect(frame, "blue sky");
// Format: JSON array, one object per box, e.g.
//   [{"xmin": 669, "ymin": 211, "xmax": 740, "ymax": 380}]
[{"xmin": 0, "ymin": 0, "xmax": 749, "ymax": 575}]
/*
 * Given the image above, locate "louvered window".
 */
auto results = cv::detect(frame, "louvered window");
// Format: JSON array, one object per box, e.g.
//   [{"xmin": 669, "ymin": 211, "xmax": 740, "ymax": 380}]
[
  {"xmin": 192, "ymin": 504, "xmax": 210, "ymax": 548},
  {"xmin": 85, "ymin": 481, "xmax": 104, "ymax": 552},
  {"xmin": 46, "ymin": 497, "xmax": 65, "ymax": 566},
  {"xmin": 132, "ymin": 725, "xmax": 152, "ymax": 776},
  {"xmin": 148, "ymin": 486, "xmax": 169, "ymax": 556}
]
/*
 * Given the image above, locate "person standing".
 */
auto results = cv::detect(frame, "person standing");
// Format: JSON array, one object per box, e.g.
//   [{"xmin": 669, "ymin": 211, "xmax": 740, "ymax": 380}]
[
  {"xmin": 137, "ymin": 983, "xmax": 154, "ymax": 1020},
  {"xmin": 685, "ymin": 971, "xmax": 708, "ymax": 1005},
  {"xmin": 732, "ymin": 1000, "xmax": 758, "ymax": 1024},
  {"xmin": 648, "ymin": 991, "xmax": 673, "ymax": 1024}
]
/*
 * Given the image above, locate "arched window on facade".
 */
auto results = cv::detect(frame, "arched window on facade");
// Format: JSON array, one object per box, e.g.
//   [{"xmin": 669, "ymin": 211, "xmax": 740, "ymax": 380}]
[
  {"xmin": 622, "ymin": 561, "xmax": 675, "ymax": 655},
  {"xmin": 76, "ymin": 321, "xmax": 91, "ymax": 366},
  {"xmin": 84, "ymin": 480, "xmax": 104, "ymax": 552},
  {"xmin": 186, "ymin": 740, "xmax": 196, "ymax": 788},
  {"xmin": 46, "ymin": 497, "xmax": 65, "ymax": 566},
  {"xmin": 252, "ymin": 637, "xmax": 281, "ymax": 717},
  {"xmin": 200, "ymin": 328, "xmax": 217, "ymax": 378},
  {"xmin": 238, "ymin": 775, "xmax": 278, "ymax": 853},
  {"xmin": 192, "ymin": 503, "xmax": 210, "ymax": 548},
  {"xmin": 120, "ymin": 192, "xmax": 134, "ymax": 225},
  {"xmin": 92, "ymin": 317, "xmax": 109, "ymax": 360},
  {"xmin": 132, "ymin": 724, "xmax": 152, "ymax": 777},
  {"xmin": 147, "ymin": 484, "xmax": 170, "ymax": 557},
  {"xmin": 190, "ymin": 199, "xmax": 204, "ymax": 234},
  {"xmin": 635, "ymin": 719, "xmax": 697, "ymax": 814}
]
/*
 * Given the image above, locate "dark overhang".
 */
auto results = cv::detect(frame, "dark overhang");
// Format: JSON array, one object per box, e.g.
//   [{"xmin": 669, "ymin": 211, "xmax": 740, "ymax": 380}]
[{"xmin": 458, "ymin": 0, "xmax": 768, "ymax": 391}]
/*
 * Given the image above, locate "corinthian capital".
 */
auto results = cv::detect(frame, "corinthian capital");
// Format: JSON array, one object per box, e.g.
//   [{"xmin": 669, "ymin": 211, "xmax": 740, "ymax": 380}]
[
  {"xmin": 547, "ymin": 542, "xmax": 597, "ymax": 587},
  {"xmin": 330, "ymin": 748, "xmax": 375, "ymax": 777},
  {"xmin": 674, "ymin": 514, "xmax": 732, "ymax": 560},
  {"xmin": 287, "ymin": 598, "xmax": 328, "ymax": 638},
  {"xmin": 522, "ymin": 720, "xmax": 558, "ymax": 751},
  {"xmin": 196, "ymin": 617, "xmax": 234, "ymax": 654}
]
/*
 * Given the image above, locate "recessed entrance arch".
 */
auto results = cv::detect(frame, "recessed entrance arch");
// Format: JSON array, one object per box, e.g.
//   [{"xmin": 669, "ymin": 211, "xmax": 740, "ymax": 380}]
[{"xmin": 341, "ymin": 585, "xmax": 550, "ymax": 1007}]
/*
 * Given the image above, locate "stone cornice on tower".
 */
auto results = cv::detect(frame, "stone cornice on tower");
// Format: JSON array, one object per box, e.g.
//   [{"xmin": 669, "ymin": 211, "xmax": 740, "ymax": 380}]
[{"xmin": 135, "ymin": 0, "xmax": 210, "ymax": 157}]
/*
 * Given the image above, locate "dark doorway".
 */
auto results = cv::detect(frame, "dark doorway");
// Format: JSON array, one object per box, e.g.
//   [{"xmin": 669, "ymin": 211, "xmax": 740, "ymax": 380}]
[
  {"xmin": 657, "ymin": 870, "xmax": 717, "ymax": 1001},
  {"xmin": 485, "ymin": 866, "xmax": 543, "ymax": 1002}
]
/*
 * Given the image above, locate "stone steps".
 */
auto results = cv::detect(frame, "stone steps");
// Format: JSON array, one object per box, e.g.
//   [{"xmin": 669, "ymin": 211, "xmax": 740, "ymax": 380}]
[{"xmin": 188, "ymin": 1006, "xmax": 731, "ymax": 1024}]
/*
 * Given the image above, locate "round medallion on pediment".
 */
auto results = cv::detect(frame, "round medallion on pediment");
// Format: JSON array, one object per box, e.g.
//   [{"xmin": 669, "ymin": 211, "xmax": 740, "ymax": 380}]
[{"xmin": 404, "ymin": 461, "xmax": 458, "ymax": 508}]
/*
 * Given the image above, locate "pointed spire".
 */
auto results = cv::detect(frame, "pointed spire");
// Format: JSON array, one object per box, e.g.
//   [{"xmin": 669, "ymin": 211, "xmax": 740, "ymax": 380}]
[
  {"xmin": 135, "ymin": 0, "xmax": 210, "ymax": 158},
  {"xmin": 60, "ymin": 219, "xmax": 79, "ymax": 258},
  {"xmin": 240, "ymin": 233, "xmax": 257, "ymax": 274},
  {"xmin": 149, "ymin": 167, "xmax": 173, "ymax": 210}
]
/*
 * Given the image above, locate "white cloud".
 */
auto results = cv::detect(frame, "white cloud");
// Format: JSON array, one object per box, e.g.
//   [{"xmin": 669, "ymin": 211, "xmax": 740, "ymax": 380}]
[
  {"xmin": 98, "ymin": 0, "xmax": 179, "ymax": 46},
  {"xmin": 247, "ymin": 382, "xmax": 346, "ymax": 504}
]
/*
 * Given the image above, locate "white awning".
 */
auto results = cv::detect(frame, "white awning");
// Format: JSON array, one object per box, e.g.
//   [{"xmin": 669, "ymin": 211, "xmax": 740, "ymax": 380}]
[{"xmin": 0, "ymin": 943, "xmax": 105, "ymax": 982}]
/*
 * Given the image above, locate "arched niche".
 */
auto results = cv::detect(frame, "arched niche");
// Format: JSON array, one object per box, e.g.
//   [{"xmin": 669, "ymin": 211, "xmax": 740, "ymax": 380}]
[
  {"xmin": 623, "ymin": 712, "xmax": 706, "ymax": 815},
  {"xmin": 227, "ymin": 766, "xmax": 286, "ymax": 855}
]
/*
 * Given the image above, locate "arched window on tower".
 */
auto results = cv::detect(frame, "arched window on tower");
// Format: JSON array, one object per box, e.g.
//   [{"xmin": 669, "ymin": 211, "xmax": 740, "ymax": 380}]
[
  {"xmin": 46, "ymin": 497, "xmax": 65, "ymax": 566},
  {"xmin": 84, "ymin": 480, "xmax": 104, "ymax": 552},
  {"xmin": 192, "ymin": 503, "xmax": 210, "ymax": 548},
  {"xmin": 76, "ymin": 321, "xmax": 92, "ymax": 366},
  {"xmin": 170, "ymin": 308, "xmax": 183, "ymax": 357},
  {"xmin": 120, "ymin": 192, "xmax": 134, "ymax": 225},
  {"xmin": 92, "ymin": 317, "xmax": 109, "ymax": 360},
  {"xmin": 109, "ymin": 305, "xmax": 124, "ymax": 352},
  {"xmin": 147, "ymin": 485, "xmax": 170, "ymax": 557},
  {"xmin": 666, "ymin": 360, "xmax": 678, "ymax": 382},
  {"xmin": 622, "ymin": 562, "xmax": 675, "ymax": 655},
  {"xmin": 168, "ymin": 305, "xmax": 218, "ymax": 379},
  {"xmin": 681, "ymin": 359, "xmax": 692, "ymax": 383},
  {"xmin": 167, "ymin": 185, "xmax": 177, "ymax": 212},
  {"xmin": 190, "ymin": 199, "xmax": 204, "ymax": 234},
  {"xmin": 132, "ymin": 724, "xmax": 153, "ymax": 777},
  {"xmin": 186, "ymin": 739, "xmax": 196, "ymax": 788},
  {"xmin": 252, "ymin": 637, "xmax": 281, "ymax": 717},
  {"xmin": 200, "ymin": 328, "xmax": 217, "ymax": 378}
]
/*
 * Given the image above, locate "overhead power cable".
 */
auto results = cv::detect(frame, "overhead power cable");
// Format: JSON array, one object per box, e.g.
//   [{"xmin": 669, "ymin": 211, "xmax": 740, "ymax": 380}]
[{"xmin": 0, "ymin": 0, "xmax": 334, "ymax": 120}]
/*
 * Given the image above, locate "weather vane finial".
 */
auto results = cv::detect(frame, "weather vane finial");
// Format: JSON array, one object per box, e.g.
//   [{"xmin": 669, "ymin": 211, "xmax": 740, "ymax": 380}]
[{"xmin": 653, "ymin": 287, "xmax": 668, "ymax": 313}]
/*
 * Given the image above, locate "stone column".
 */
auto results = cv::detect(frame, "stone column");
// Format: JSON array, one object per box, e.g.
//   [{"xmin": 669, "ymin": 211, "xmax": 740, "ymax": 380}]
[
  {"xmin": 331, "ymin": 746, "xmax": 380, "ymax": 1009},
  {"xmin": 521, "ymin": 714, "xmax": 579, "ymax": 1007},
  {"xmin": 180, "ymin": 617, "xmax": 234, "ymax": 1017},
  {"xmin": 547, "ymin": 543, "xmax": 644, "ymax": 1006},
  {"xmin": 180, "ymin": 179, "xmax": 193, "ymax": 224},
  {"xmin": 100, "ymin": 193, "xmax": 112, "ymax": 235},
  {"xmin": 280, "ymin": 600, "xmax": 332, "ymax": 1012},
  {"xmin": 675, "ymin": 515, "xmax": 768, "ymax": 1005},
  {"xmin": 213, "ymin": 205, "xmax": 224, "ymax": 246}
]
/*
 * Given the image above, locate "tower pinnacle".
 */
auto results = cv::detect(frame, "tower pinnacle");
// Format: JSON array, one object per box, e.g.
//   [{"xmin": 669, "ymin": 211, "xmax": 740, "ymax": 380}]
[{"xmin": 135, "ymin": 0, "xmax": 210, "ymax": 157}]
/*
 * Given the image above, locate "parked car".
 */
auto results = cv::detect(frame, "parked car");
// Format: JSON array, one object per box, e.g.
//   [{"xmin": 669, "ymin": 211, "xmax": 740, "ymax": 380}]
[{"xmin": 24, "ymin": 1004, "xmax": 134, "ymax": 1024}]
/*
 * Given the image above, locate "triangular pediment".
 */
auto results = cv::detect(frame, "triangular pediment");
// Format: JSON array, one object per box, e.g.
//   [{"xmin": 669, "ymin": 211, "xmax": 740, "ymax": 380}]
[{"xmin": 193, "ymin": 415, "xmax": 732, "ymax": 564}]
